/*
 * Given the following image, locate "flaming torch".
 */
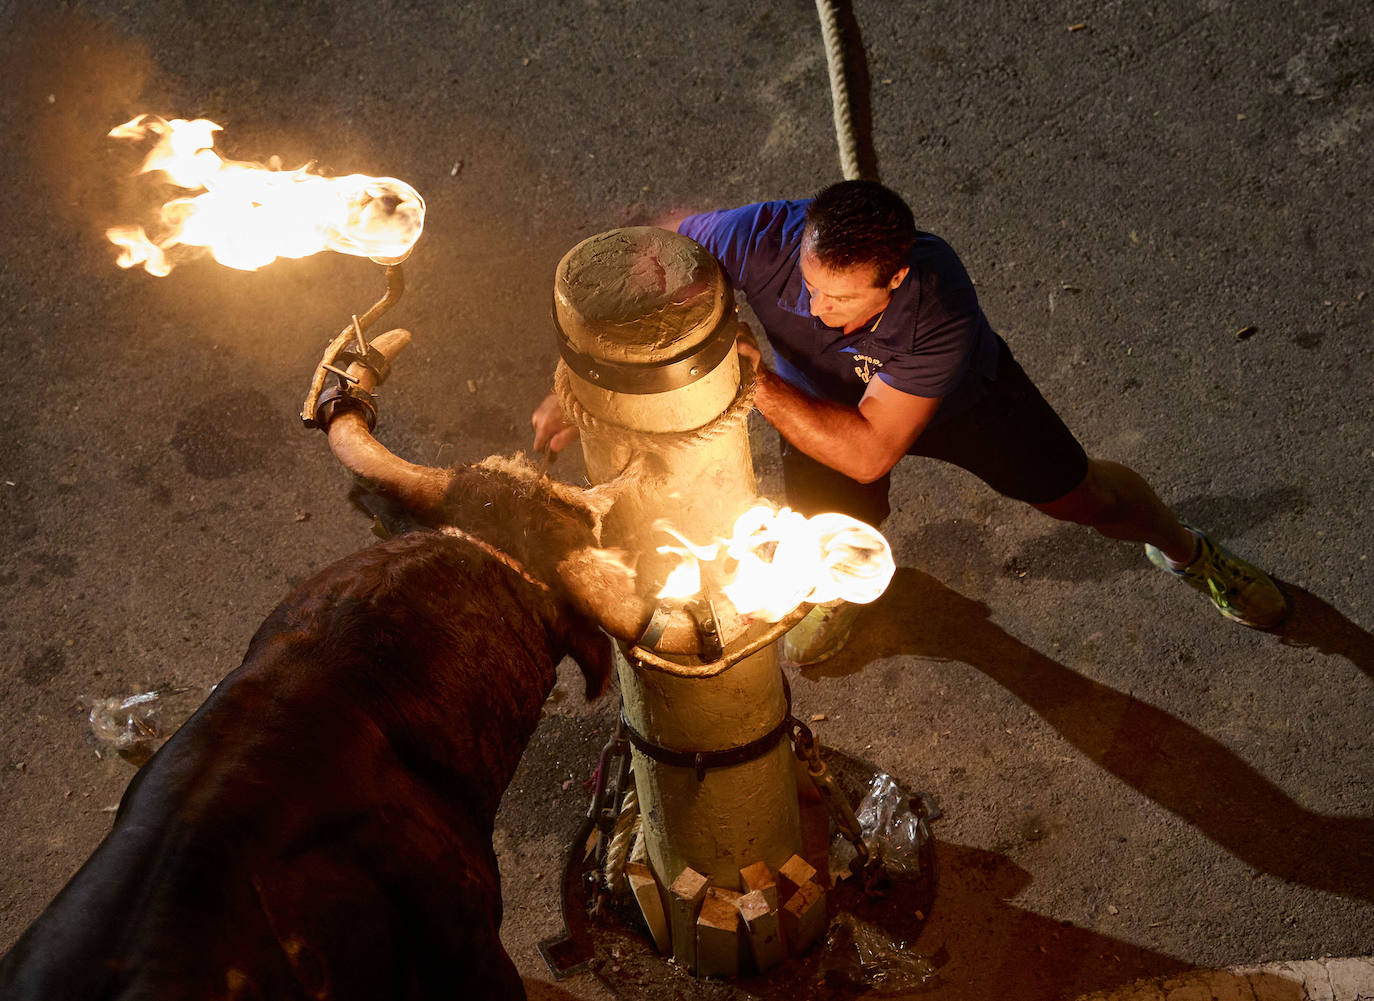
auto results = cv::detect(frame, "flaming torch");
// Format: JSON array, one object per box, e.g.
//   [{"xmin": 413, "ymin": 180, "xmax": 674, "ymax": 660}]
[
  {"xmin": 102, "ymin": 114, "xmax": 425, "ymax": 426},
  {"xmin": 655, "ymin": 505, "xmax": 894, "ymax": 624}
]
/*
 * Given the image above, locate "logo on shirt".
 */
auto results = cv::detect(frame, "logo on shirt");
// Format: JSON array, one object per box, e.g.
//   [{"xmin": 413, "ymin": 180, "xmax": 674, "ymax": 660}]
[{"xmin": 852, "ymin": 353, "xmax": 883, "ymax": 384}]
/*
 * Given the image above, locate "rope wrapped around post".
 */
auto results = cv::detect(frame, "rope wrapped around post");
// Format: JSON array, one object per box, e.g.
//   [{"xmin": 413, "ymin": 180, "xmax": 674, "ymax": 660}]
[{"xmin": 553, "ymin": 360, "xmax": 757, "ymax": 453}]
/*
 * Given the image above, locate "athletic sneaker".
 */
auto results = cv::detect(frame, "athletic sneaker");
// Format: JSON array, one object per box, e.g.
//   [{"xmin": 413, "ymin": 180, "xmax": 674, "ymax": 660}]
[
  {"xmin": 781, "ymin": 601, "xmax": 864, "ymax": 667},
  {"xmin": 1146, "ymin": 527, "xmax": 1289, "ymax": 629}
]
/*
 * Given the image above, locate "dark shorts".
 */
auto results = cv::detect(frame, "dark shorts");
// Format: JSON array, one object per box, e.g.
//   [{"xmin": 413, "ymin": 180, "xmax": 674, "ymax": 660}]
[{"xmin": 781, "ymin": 338, "xmax": 1089, "ymax": 526}]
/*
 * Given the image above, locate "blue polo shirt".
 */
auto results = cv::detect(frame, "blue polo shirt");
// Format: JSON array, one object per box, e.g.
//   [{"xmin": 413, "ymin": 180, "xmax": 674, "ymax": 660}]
[{"xmin": 679, "ymin": 200, "xmax": 1000, "ymax": 424}]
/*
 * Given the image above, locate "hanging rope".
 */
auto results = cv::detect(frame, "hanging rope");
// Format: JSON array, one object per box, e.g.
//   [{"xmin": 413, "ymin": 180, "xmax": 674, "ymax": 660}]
[{"xmin": 816, "ymin": 0, "xmax": 862, "ymax": 181}]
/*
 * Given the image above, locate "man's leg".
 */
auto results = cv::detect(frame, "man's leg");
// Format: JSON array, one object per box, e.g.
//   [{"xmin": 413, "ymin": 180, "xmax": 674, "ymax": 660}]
[
  {"xmin": 913, "ymin": 340, "xmax": 1289, "ymax": 629},
  {"xmin": 1032, "ymin": 458, "xmax": 1196, "ymax": 561},
  {"xmin": 779, "ymin": 439, "xmax": 892, "ymax": 526},
  {"xmin": 1033, "ymin": 460, "xmax": 1288, "ymax": 627},
  {"xmin": 777, "ymin": 441, "xmax": 890, "ymax": 665}
]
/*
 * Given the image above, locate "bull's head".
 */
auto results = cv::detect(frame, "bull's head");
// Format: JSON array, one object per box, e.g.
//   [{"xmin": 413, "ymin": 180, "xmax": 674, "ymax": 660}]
[{"xmin": 322, "ymin": 329, "xmax": 739, "ymax": 657}]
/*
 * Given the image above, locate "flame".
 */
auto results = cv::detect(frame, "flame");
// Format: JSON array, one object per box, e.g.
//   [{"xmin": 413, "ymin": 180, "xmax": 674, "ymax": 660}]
[
  {"xmin": 655, "ymin": 504, "xmax": 895, "ymax": 622},
  {"xmin": 105, "ymin": 114, "xmax": 425, "ymax": 276}
]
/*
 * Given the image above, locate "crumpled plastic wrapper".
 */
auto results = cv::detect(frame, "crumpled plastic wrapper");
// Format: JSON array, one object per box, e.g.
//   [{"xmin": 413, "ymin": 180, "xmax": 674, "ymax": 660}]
[
  {"xmin": 855, "ymin": 772, "xmax": 934, "ymax": 879},
  {"xmin": 80, "ymin": 688, "xmax": 195, "ymax": 762},
  {"xmin": 818, "ymin": 912, "xmax": 938, "ymax": 993}
]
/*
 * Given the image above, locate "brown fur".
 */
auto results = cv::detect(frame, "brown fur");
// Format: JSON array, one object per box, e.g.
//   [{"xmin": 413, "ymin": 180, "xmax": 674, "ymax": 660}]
[{"xmin": 0, "ymin": 531, "xmax": 612, "ymax": 1001}]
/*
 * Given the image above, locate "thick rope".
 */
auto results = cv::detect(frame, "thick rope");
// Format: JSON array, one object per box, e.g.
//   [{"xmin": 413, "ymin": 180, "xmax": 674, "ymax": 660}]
[
  {"xmin": 604, "ymin": 784, "xmax": 640, "ymax": 894},
  {"xmin": 816, "ymin": 0, "xmax": 862, "ymax": 181},
  {"xmin": 554, "ymin": 360, "xmax": 756, "ymax": 453}
]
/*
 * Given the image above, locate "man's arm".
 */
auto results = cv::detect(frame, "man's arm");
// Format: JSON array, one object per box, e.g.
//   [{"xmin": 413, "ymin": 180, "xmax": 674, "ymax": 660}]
[{"xmin": 739, "ymin": 336, "xmax": 940, "ymax": 484}]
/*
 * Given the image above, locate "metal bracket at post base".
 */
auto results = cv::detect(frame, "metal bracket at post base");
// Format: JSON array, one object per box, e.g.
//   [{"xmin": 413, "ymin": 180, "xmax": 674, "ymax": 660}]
[
  {"xmin": 538, "ymin": 717, "xmax": 634, "ymax": 980},
  {"xmin": 536, "ymin": 826, "xmax": 597, "ymax": 980}
]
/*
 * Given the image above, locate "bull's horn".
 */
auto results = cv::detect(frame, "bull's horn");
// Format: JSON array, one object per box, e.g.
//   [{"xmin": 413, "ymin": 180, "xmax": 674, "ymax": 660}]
[
  {"xmin": 555, "ymin": 547, "xmax": 751, "ymax": 656},
  {"xmin": 325, "ymin": 328, "xmax": 453, "ymax": 521}
]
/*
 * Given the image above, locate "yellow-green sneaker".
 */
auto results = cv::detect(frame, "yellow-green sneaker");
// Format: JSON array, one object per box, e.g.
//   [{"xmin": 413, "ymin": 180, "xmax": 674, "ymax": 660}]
[
  {"xmin": 782, "ymin": 601, "xmax": 864, "ymax": 667},
  {"xmin": 1146, "ymin": 526, "xmax": 1289, "ymax": 629}
]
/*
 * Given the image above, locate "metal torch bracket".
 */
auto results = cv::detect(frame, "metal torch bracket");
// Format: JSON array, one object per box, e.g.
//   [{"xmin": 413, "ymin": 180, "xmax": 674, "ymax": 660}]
[
  {"xmin": 301, "ymin": 264, "xmax": 406, "ymax": 428},
  {"xmin": 628, "ymin": 602, "xmax": 814, "ymax": 678}
]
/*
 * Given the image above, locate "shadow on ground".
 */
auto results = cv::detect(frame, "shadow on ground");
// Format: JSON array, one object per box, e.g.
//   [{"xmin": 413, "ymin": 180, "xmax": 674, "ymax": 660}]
[
  {"xmin": 813, "ymin": 567, "xmax": 1374, "ymax": 903},
  {"xmin": 1006, "ymin": 487, "xmax": 1310, "ymax": 583},
  {"xmin": 1276, "ymin": 580, "xmax": 1374, "ymax": 682}
]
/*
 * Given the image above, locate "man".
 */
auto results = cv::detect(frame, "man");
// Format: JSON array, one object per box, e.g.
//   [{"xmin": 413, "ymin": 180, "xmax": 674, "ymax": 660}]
[{"xmin": 533, "ymin": 180, "xmax": 1287, "ymax": 665}]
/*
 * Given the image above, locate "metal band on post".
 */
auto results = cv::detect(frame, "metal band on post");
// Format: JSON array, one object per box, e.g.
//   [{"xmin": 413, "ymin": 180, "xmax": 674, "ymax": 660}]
[
  {"xmin": 553, "ymin": 287, "xmax": 737, "ymax": 395},
  {"xmin": 619, "ymin": 709, "xmax": 793, "ymax": 783}
]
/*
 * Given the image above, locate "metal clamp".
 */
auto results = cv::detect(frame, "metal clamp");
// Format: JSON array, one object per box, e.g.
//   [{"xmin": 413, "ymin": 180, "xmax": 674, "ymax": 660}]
[
  {"xmin": 634, "ymin": 595, "xmax": 724, "ymax": 662},
  {"xmin": 300, "ymin": 264, "xmax": 405, "ymax": 428},
  {"xmin": 313, "ymin": 381, "xmax": 378, "ymax": 431},
  {"xmin": 334, "ymin": 343, "xmax": 392, "ymax": 385}
]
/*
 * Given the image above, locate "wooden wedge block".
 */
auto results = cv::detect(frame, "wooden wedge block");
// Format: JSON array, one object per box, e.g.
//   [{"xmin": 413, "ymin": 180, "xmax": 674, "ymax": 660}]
[
  {"xmin": 737, "ymin": 888, "xmax": 786, "ymax": 973},
  {"xmin": 695, "ymin": 887, "xmax": 744, "ymax": 978},
  {"xmin": 777, "ymin": 854, "xmax": 818, "ymax": 904},
  {"xmin": 739, "ymin": 860, "xmax": 778, "ymax": 910},
  {"xmin": 625, "ymin": 861, "xmax": 669, "ymax": 953},
  {"xmin": 668, "ymin": 867, "xmax": 710, "ymax": 970},
  {"xmin": 779, "ymin": 880, "xmax": 827, "ymax": 955}
]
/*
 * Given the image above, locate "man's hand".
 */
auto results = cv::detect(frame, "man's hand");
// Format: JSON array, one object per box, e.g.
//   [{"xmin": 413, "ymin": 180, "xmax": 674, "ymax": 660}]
[
  {"xmin": 531, "ymin": 392, "xmax": 578, "ymax": 454},
  {"xmin": 734, "ymin": 322, "xmax": 764, "ymax": 377}
]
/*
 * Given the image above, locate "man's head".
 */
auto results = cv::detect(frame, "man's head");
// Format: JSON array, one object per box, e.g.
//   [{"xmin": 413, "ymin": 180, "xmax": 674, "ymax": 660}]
[{"xmin": 801, "ymin": 180, "xmax": 915, "ymax": 331}]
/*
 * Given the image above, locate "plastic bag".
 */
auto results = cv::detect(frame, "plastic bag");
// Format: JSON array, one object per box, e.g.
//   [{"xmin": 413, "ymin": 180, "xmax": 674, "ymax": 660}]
[
  {"xmin": 855, "ymin": 773, "xmax": 933, "ymax": 879},
  {"xmin": 81, "ymin": 688, "xmax": 192, "ymax": 759},
  {"xmin": 818, "ymin": 912, "xmax": 937, "ymax": 993}
]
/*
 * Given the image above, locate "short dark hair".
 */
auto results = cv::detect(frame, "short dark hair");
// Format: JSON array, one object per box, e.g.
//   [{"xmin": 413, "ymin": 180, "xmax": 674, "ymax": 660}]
[{"xmin": 803, "ymin": 180, "xmax": 916, "ymax": 285}]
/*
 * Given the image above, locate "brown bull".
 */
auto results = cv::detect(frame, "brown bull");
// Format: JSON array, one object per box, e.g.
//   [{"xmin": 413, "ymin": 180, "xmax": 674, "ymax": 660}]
[
  {"xmin": 1, "ymin": 326, "xmax": 704, "ymax": 999},
  {"xmin": 0, "ymin": 519, "xmax": 613, "ymax": 1000}
]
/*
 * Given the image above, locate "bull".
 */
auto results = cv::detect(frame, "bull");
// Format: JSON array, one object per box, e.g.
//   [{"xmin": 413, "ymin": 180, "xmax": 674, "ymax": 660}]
[{"xmin": 0, "ymin": 328, "xmax": 723, "ymax": 999}]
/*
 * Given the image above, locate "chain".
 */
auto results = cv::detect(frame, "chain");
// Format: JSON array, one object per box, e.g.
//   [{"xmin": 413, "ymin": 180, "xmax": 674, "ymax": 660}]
[{"xmin": 787, "ymin": 714, "xmax": 883, "ymax": 891}]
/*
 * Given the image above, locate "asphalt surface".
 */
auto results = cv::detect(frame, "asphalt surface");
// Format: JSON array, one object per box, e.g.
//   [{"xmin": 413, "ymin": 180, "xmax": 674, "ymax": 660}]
[{"xmin": 0, "ymin": 1, "xmax": 1370, "ymax": 998}]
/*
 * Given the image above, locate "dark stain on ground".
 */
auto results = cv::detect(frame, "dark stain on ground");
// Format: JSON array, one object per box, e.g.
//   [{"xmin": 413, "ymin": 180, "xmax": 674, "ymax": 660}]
[
  {"xmin": 1019, "ymin": 811, "xmax": 1049, "ymax": 844},
  {"xmin": 120, "ymin": 464, "xmax": 171, "ymax": 506},
  {"xmin": 1290, "ymin": 327, "xmax": 1324, "ymax": 350},
  {"xmin": 22, "ymin": 645, "xmax": 66, "ymax": 686},
  {"xmin": 28, "ymin": 553, "xmax": 78, "ymax": 585},
  {"xmin": 171, "ymin": 390, "xmax": 276, "ymax": 479}
]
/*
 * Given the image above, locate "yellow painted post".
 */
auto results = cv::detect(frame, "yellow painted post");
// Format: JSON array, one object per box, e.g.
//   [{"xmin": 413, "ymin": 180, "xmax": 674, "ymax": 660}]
[{"xmin": 554, "ymin": 228, "xmax": 804, "ymax": 902}]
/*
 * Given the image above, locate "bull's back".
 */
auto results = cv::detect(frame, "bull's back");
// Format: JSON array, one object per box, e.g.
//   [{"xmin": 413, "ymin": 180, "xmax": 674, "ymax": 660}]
[{"xmin": 1, "ymin": 533, "xmax": 576, "ymax": 1000}]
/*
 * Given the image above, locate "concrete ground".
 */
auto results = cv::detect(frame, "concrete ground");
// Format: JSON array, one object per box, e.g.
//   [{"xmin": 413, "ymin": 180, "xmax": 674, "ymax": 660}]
[{"xmin": 0, "ymin": 0, "xmax": 1370, "ymax": 998}]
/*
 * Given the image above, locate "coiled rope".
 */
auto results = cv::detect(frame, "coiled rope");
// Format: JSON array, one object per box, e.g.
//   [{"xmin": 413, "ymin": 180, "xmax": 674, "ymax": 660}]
[
  {"xmin": 553, "ymin": 360, "xmax": 756, "ymax": 453},
  {"xmin": 604, "ymin": 784, "xmax": 640, "ymax": 893}
]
